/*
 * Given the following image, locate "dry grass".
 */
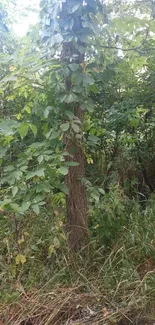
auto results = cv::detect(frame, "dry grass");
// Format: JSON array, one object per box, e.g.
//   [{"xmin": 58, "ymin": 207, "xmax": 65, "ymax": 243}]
[
  {"xmin": 1, "ymin": 245, "xmax": 155, "ymax": 325},
  {"xmin": 1, "ymin": 277, "xmax": 155, "ymax": 325},
  {"xmin": 0, "ymin": 283, "xmax": 130, "ymax": 325}
]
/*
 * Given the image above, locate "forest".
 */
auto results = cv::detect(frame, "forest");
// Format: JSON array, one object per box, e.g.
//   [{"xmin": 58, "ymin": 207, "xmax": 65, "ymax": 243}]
[{"xmin": 1, "ymin": 0, "xmax": 155, "ymax": 324}]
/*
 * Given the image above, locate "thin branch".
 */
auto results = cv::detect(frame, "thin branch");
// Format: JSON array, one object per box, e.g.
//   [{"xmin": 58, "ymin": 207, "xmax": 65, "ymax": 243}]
[
  {"xmin": 99, "ymin": 45, "xmax": 155, "ymax": 52},
  {"xmin": 98, "ymin": 26, "xmax": 154, "ymax": 52}
]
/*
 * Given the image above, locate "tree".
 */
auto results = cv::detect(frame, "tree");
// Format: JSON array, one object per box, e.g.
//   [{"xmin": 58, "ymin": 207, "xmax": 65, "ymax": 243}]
[{"xmin": 39, "ymin": 0, "xmax": 102, "ymax": 251}]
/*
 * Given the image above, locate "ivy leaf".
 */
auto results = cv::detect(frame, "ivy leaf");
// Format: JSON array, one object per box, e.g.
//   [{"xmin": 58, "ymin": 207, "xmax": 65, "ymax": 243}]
[
  {"xmin": 59, "ymin": 183, "xmax": 69, "ymax": 194},
  {"xmin": 64, "ymin": 93, "xmax": 78, "ymax": 103},
  {"xmin": 11, "ymin": 170, "xmax": 23, "ymax": 182},
  {"xmin": 29, "ymin": 123, "xmax": 37, "ymax": 137},
  {"xmin": 71, "ymin": 123, "xmax": 80, "ymax": 133},
  {"xmin": 38, "ymin": 155, "xmax": 44, "ymax": 163},
  {"xmin": 98, "ymin": 188, "xmax": 105, "ymax": 195},
  {"xmin": 46, "ymin": 130, "xmax": 59, "ymax": 140},
  {"xmin": 59, "ymin": 166, "xmax": 68, "ymax": 175},
  {"xmin": 26, "ymin": 169, "xmax": 45, "ymax": 180},
  {"xmin": 20, "ymin": 201, "xmax": 31, "ymax": 212},
  {"xmin": 83, "ymin": 75, "xmax": 94, "ymax": 86},
  {"xmin": 61, "ymin": 122, "xmax": 70, "ymax": 132},
  {"xmin": 12, "ymin": 186, "xmax": 18, "ymax": 197},
  {"xmin": 32, "ymin": 204, "xmax": 40, "ymax": 215},
  {"xmin": 65, "ymin": 110, "xmax": 74, "ymax": 120},
  {"xmin": 35, "ymin": 169, "xmax": 45, "ymax": 177},
  {"xmin": 19, "ymin": 123, "xmax": 29, "ymax": 139}
]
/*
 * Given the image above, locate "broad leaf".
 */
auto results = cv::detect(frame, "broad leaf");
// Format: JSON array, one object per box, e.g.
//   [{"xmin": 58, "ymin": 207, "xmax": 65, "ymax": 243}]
[
  {"xmin": 32, "ymin": 204, "xmax": 40, "ymax": 215},
  {"xmin": 61, "ymin": 122, "xmax": 70, "ymax": 132},
  {"xmin": 59, "ymin": 166, "xmax": 68, "ymax": 175},
  {"xmin": 12, "ymin": 186, "xmax": 18, "ymax": 197},
  {"xmin": 29, "ymin": 123, "xmax": 37, "ymax": 137},
  {"xmin": 65, "ymin": 110, "xmax": 74, "ymax": 120},
  {"xmin": 71, "ymin": 123, "xmax": 80, "ymax": 133},
  {"xmin": 19, "ymin": 123, "xmax": 29, "ymax": 139}
]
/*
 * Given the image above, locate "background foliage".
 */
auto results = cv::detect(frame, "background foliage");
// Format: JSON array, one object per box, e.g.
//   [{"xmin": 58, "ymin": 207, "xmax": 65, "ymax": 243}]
[{"xmin": 1, "ymin": 0, "xmax": 155, "ymax": 323}]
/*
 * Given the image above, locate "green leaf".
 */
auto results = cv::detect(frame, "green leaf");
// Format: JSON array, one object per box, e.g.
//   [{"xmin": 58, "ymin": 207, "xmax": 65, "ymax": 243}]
[
  {"xmin": 36, "ymin": 169, "xmax": 45, "ymax": 177},
  {"xmin": 32, "ymin": 204, "xmax": 40, "ymax": 215},
  {"xmin": 48, "ymin": 245, "xmax": 54, "ymax": 257},
  {"xmin": 71, "ymin": 123, "xmax": 80, "ymax": 133},
  {"xmin": 64, "ymin": 93, "xmax": 78, "ymax": 103},
  {"xmin": 26, "ymin": 171, "xmax": 35, "ymax": 180},
  {"xmin": 44, "ymin": 108, "xmax": 49, "ymax": 118},
  {"xmin": 59, "ymin": 166, "xmax": 68, "ymax": 175},
  {"xmin": 0, "ymin": 148, "xmax": 7, "ymax": 158},
  {"xmin": 61, "ymin": 122, "xmax": 70, "ymax": 132},
  {"xmin": 83, "ymin": 75, "xmax": 94, "ymax": 86},
  {"xmin": 65, "ymin": 110, "xmax": 74, "ymax": 120},
  {"xmin": 59, "ymin": 183, "xmax": 69, "ymax": 194},
  {"xmin": 20, "ymin": 255, "xmax": 26, "ymax": 264},
  {"xmin": 15, "ymin": 254, "xmax": 26, "ymax": 265},
  {"xmin": 26, "ymin": 169, "xmax": 45, "ymax": 180},
  {"xmin": 69, "ymin": 63, "xmax": 80, "ymax": 71},
  {"xmin": 20, "ymin": 201, "xmax": 31, "ymax": 212},
  {"xmin": 11, "ymin": 203, "xmax": 20, "ymax": 212},
  {"xmin": 53, "ymin": 237, "xmax": 60, "ymax": 248},
  {"xmin": 88, "ymin": 135, "xmax": 99, "ymax": 143},
  {"xmin": 0, "ymin": 120, "xmax": 19, "ymax": 136},
  {"xmin": 45, "ymin": 129, "xmax": 52, "ymax": 139},
  {"xmin": 65, "ymin": 161, "xmax": 79, "ymax": 166},
  {"xmin": 12, "ymin": 186, "xmax": 18, "ymax": 197},
  {"xmin": 50, "ymin": 131, "xmax": 60, "ymax": 139},
  {"xmin": 19, "ymin": 123, "xmax": 29, "ymax": 139},
  {"xmin": 98, "ymin": 188, "xmax": 105, "ymax": 195},
  {"xmin": 38, "ymin": 155, "xmax": 44, "ymax": 163},
  {"xmin": 29, "ymin": 124, "xmax": 37, "ymax": 137},
  {"xmin": 33, "ymin": 195, "xmax": 46, "ymax": 204}
]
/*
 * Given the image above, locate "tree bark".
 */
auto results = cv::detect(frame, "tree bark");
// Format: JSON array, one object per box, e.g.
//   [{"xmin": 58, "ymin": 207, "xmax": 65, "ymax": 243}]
[
  {"xmin": 61, "ymin": 1, "xmax": 89, "ymax": 251},
  {"xmin": 64, "ymin": 107, "xmax": 89, "ymax": 251}
]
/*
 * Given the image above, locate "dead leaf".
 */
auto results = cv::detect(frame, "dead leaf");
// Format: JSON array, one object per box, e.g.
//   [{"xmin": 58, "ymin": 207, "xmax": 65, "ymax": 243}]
[{"xmin": 103, "ymin": 307, "xmax": 110, "ymax": 317}]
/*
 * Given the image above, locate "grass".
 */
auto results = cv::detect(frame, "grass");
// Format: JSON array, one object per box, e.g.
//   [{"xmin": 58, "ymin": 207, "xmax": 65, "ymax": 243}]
[
  {"xmin": 1, "ymin": 243, "xmax": 155, "ymax": 325},
  {"xmin": 1, "ymin": 194, "xmax": 155, "ymax": 324}
]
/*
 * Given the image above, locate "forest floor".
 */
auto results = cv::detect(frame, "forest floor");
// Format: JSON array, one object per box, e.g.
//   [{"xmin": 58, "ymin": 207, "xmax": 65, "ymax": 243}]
[
  {"xmin": 1, "ymin": 235, "xmax": 155, "ymax": 325},
  {"xmin": 1, "ymin": 280, "xmax": 155, "ymax": 325}
]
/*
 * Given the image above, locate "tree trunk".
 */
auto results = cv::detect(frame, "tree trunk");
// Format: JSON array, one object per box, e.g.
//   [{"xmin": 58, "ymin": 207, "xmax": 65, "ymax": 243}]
[
  {"xmin": 65, "ymin": 107, "xmax": 89, "ymax": 251},
  {"xmin": 61, "ymin": 1, "xmax": 89, "ymax": 251}
]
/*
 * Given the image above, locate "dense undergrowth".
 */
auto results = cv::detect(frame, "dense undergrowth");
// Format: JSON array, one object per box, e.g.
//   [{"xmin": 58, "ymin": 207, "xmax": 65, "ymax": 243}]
[{"xmin": 1, "ymin": 190, "xmax": 155, "ymax": 324}]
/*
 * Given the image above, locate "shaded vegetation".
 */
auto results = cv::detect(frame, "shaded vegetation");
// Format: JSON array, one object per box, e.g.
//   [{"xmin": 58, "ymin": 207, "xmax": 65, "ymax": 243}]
[{"xmin": 1, "ymin": 0, "xmax": 155, "ymax": 324}]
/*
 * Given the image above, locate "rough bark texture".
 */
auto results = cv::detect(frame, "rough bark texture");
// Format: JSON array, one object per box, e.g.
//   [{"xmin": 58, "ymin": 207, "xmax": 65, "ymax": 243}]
[{"xmin": 64, "ymin": 107, "xmax": 89, "ymax": 251}]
